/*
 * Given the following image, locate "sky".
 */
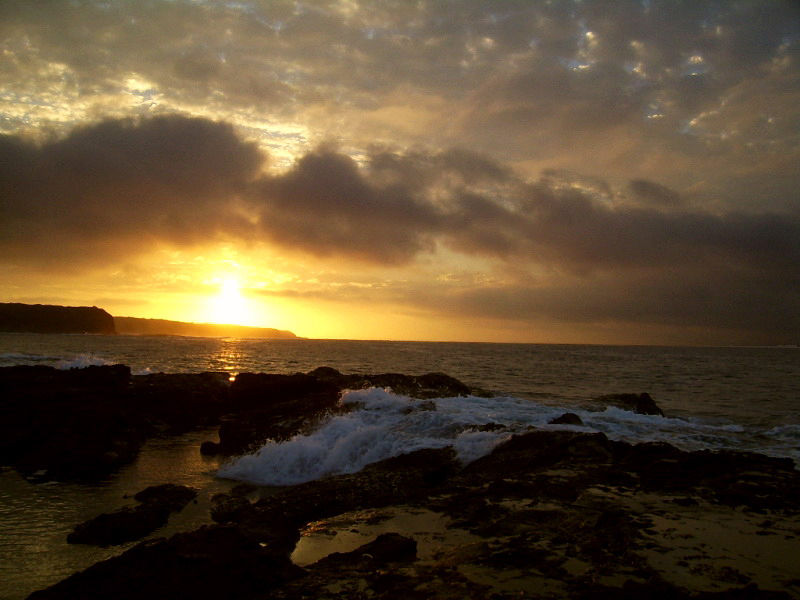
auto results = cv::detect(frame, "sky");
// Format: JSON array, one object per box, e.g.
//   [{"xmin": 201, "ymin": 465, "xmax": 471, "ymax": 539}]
[{"xmin": 1, "ymin": 0, "xmax": 799, "ymax": 345}]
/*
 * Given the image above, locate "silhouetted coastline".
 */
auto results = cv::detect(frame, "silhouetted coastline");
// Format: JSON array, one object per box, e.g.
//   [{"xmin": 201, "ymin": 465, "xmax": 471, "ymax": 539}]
[
  {"xmin": 0, "ymin": 303, "xmax": 115, "ymax": 335},
  {"xmin": 114, "ymin": 316, "xmax": 297, "ymax": 339}
]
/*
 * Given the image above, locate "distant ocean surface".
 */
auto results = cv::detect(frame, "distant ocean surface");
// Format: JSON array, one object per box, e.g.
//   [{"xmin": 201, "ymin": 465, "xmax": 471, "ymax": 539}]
[
  {"xmin": 1, "ymin": 332, "xmax": 799, "ymax": 599},
  {"xmin": 1, "ymin": 332, "xmax": 799, "ymax": 465}
]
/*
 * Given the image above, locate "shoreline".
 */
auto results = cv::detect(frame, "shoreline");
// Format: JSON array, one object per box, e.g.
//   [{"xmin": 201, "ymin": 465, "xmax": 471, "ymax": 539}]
[{"xmin": 1, "ymin": 364, "xmax": 798, "ymax": 599}]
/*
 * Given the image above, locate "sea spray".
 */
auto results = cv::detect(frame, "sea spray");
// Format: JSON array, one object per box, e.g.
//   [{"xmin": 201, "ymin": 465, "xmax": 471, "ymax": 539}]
[
  {"xmin": 55, "ymin": 353, "xmax": 113, "ymax": 370},
  {"xmin": 218, "ymin": 387, "xmax": 800, "ymax": 486},
  {"xmin": 217, "ymin": 388, "xmax": 495, "ymax": 486}
]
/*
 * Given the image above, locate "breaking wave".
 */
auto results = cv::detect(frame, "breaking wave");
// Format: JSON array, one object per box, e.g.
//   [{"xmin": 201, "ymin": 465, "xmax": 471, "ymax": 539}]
[
  {"xmin": 218, "ymin": 387, "xmax": 797, "ymax": 487},
  {"xmin": 55, "ymin": 354, "xmax": 113, "ymax": 370}
]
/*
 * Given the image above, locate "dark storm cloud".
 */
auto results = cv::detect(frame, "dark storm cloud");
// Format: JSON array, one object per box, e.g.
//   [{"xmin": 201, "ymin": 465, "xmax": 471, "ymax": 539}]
[
  {"xmin": 251, "ymin": 149, "xmax": 442, "ymax": 264},
  {"xmin": 0, "ymin": 115, "xmax": 262, "ymax": 266},
  {"xmin": 249, "ymin": 143, "xmax": 799, "ymax": 339},
  {"xmin": 3, "ymin": 115, "xmax": 798, "ymax": 276},
  {"xmin": 2, "ymin": 113, "xmax": 798, "ymax": 339}
]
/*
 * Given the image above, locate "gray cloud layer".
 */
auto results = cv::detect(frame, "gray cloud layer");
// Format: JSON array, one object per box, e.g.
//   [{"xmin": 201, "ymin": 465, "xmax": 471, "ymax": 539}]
[
  {"xmin": 1, "ymin": 115, "xmax": 798, "ymax": 341},
  {"xmin": 0, "ymin": 116, "xmax": 262, "ymax": 266},
  {"xmin": 2, "ymin": 1, "xmax": 799, "ymax": 206}
]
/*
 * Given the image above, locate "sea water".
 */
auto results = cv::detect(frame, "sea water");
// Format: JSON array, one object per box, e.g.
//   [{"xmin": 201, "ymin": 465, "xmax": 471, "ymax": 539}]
[{"xmin": 0, "ymin": 333, "xmax": 798, "ymax": 598}]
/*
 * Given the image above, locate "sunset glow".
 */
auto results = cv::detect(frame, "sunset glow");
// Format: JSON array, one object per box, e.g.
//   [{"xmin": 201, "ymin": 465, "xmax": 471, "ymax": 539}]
[
  {"xmin": 0, "ymin": 1, "xmax": 798, "ymax": 345},
  {"xmin": 204, "ymin": 278, "xmax": 253, "ymax": 327}
]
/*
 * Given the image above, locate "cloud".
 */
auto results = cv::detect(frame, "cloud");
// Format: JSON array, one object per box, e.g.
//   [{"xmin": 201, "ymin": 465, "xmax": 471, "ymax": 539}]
[
  {"xmin": 3, "ymin": 114, "xmax": 798, "ymax": 277},
  {"xmin": 3, "ymin": 1, "xmax": 797, "ymax": 195},
  {"xmin": 0, "ymin": 115, "xmax": 263, "ymax": 267},
  {"xmin": 0, "ymin": 85, "xmax": 797, "ymax": 342},
  {"xmin": 251, "ymin": 148, "xmax": 443, "ymax": 264}
]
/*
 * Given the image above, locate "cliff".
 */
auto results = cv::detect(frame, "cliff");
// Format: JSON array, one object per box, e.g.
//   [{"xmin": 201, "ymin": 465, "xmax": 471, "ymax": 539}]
[
  {"xmin": 0, "ymin": 303, "xmax": 116, "ymax": 334},
  {"xmin": 114, "ymin": 316, "xmax": 297, "ymax": 339}
]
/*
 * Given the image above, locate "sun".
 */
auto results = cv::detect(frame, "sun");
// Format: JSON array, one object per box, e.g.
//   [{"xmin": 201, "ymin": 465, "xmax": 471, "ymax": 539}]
[{"xmin": 205, "ymin": 277, "xmax": 255, "ymax": 326}]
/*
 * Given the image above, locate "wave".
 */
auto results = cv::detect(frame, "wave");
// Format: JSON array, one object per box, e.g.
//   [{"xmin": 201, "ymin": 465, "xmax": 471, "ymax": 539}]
[
  {"xmin": 55, "ymin": 354, "xmax": 113, "ymax": 370},
  {"xmin": 0, "ymin": 352, "xmax": 59, "ymax": 365},
  {"xmin": 218, "ymin": 388, "xmax": 798, "ymax": 487}
]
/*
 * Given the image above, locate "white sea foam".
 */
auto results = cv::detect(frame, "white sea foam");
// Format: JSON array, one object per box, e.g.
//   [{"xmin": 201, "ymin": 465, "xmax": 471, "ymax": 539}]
[
  {"xmin": 55, "ymin": 354, "xmax": 112, "ymax": 370},
  {"xmin": 219, "ymin": 387, "xmax": 800, "ymax": 486},
  {"xmin": 0, "ymin": 352, "xmax": 52, "ymax": 364}
]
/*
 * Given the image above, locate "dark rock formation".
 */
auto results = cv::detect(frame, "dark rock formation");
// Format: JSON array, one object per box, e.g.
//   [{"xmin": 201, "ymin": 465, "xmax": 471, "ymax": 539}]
[
  {"xmin": 308, "ymin": 366, "xmax": 473, "ymax": 399},
  {"xmin": 550, "ymin": 411, "xmax": 584, "ymax": 425},
  {"xmin": 0, "ymin": 302, "xmax": 115, "ymax": 334},
  {"xmin": 210, "ymin": 367, "xmax": 477, "ymax": 456},
  {"xmin": 215, "ymin": 372, "xmax": 342, "ymax": 454},
  {"xmin": 0, "ymin": 363, "xmax": 478, "ymax": 482},
  {"xmin": 595, "ymin": 392, "xmax": 665, "ymax": 416},
  {"xmin": 68, "ymin": 484, "xmax": 197, "ymax": 546},
  {"xmin": 29, "ymin": 526, "xmax": 303, "ymax": 600},
  {"xmin": 312, "ymin": 532, "xmax": 417, "ymax": 568},
  {"xmin": 212, "ymin": 447, "xmax": 460, "ymax": 534},
  {"xmin": 0, "ymin": 365, "xmax": 228, "ymax": 481}
]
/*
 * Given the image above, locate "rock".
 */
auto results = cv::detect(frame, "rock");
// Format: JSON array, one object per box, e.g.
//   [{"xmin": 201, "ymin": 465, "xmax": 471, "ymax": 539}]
[
  {"xmin": 68, "ymin": 484, "xmax": 197, "ymax": 546},
  {"xmin": 312, "ymin": 533, "xmax": 417, "ymax": 567},
  {"xmin": 230, "ymin": 483, "xmax": 258, "ymax": 498},
  {"xmin": 307, "ymin": 367, "xmax": 474, "ymax": 400},
  {"xmin": 550, "ymin": 412, "xmax": 584, "ymax": 425},
  {"xmin": 595, "ymin": 392, "xmax": 665, "ymax": 416},
  {"xmin": 31, "ymin": 526, "xmax": 303, "ymax": 600},
  {"xmin": 67, "ymin": 505, "xmax": 171, "ymax": 547},
  {"xmin": 363, "ymin": 371, "xmax": 472, "ymax": 399},
  {"xmin": 199, "ymin": 440, "xmax": 220, "ymax": 455},
  {"xmin": 239, "ymin": 448, "xmax": 460, "ymax": 537},
  {"xmin": 0, "ymin": 366, "xmax": 229, "ymax": 481},
  {"xmin": 461, "ymin": 430, "xmax": 616, "ymax": 482},
  {"xmin": 217, "ymin": 373, "xmax": 341, "ymax": 454},
  {"xmin": 212, "ymin": 367, "xmax": 474, "ymax": 456},
  {"xmin": 211, "ymin": 494, "xmax": 254, "ymax": 524},
  {"xmin": 133, "ymin": 483, "xmax": 197, "ymax": 510},
  {"xmin": 127, "ymin": 372, "xmax": 230, "ymax": 434}
]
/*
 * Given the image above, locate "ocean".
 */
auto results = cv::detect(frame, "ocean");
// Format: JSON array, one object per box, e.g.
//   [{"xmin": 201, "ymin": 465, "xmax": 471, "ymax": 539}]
[{"xmin": 1, "ymin": 333, "xmax": 799, "ymax": 598}]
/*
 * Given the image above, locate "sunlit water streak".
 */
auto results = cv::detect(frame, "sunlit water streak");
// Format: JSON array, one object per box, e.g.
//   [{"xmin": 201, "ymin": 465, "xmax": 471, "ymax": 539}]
[{"xmin": 0, "ymin": 333, "xmax": 798, "ymax": 598}]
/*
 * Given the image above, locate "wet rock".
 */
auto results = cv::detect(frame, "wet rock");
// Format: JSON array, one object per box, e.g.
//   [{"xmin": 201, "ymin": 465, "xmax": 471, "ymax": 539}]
[
  {"xmin": 230, "ymin": 483, "xmax": 258, "ymax": 498},
  {"xmin": 467, "ymin": 421, "xmax": 505, "ymax": 432},
  {"xmin": 217, "ymin": 373, "xmax": 341, "ymax": 454},
  {"xmin": 312, "ymin": 533, "xmax": 417, "ymax": 567},
  {"xmin": 32, "ymin": 526, "xmax": 303, "ymax": 600},
  {"xmin": 199, "ymin": 440, "xmax": 220, "ymax": 455},
  {"xmin": 68, "ymin": 484, "xmax": 196, "ymax": 546},
  {"xmin": 307, "ymin": 366, "xmax": 473, "ymax": 400},
  {"xmin": 550, "ymin": 412, "xmax": 584, "ymax": 425},
  {"xmin": 0, "ymin": 366, "xmax": 229, "ymax": 481},
  {"xmin": 133, "ymin": 483, "xmax": 197, "ymax": 509},
  {"xmin": 620, "ymin": 445, "xmax": 800, "ymax": 508},
  {"xmin": 211, "ymin": 494, "xmax": 254, "ymax": 524},
  {"xmin": 695, "ymin": 583, "xmax": 794, "ymax": 599},
  {"xmin": 595, "ymin": 392, "xmax": 665, "ymax": 416},
  {"xmin": 242, "ymin": 448, "xmax": 460, "ymax": 535},
  {"xmin": 127, "ymin": 371, "xmax": 230, "ymax": 434},
  {"xmin": 460, "ymin": 430, "xmax": 615, "ymax": 485},
  {"xmin": 67, "ymin": 504, "xmax": 171, "ymax": 547},
  {"xmin": 363, "ymin": 371, "xmax": 472, "ymax": 399}
]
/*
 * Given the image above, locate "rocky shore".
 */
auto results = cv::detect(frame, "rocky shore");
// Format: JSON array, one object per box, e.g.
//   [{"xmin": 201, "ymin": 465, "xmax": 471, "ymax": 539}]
[{"xmin": 2, "ymin": 365, "xmax": 798, "ymax": 599}]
